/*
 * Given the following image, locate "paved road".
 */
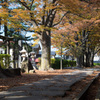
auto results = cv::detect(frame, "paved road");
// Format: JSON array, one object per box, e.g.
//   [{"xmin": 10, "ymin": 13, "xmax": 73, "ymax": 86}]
[{"xmin": 0, "ymin": 70, "xmax": 93, "ymax": 100}]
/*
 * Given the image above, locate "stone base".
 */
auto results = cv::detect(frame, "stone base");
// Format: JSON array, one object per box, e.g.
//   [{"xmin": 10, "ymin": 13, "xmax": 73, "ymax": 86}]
[
  {"xmin": 21, "ymin": 60, "xmax": 33, "ymax": 73},
  {"xmin": 5, "ymin": 68, "xmax": 21, "ymax": 76}
]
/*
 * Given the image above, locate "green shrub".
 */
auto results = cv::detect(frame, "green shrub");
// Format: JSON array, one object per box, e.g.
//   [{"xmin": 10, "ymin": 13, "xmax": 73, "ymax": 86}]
[
  {"xmin": 51, "ymin": 58, "xmax": 76, "ymax": 69},
  {"xmin": 51, "ymin": 59, "xmax": 60, "ymax": 69},
  {"xmin": 94, "ymin": 63, "xmax": 100, "ymax": 66},
  {"xmin": 35, "ymin": 58, "xmax": 76, "ymax": 69},
  {"xmin": 0, "ymin": 54, "xmax": 12, "ymax": 69}
]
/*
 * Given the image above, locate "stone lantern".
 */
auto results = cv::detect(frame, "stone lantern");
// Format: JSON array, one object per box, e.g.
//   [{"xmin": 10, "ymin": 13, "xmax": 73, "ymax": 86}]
[
  {"xmin": 30, "ymin": 51, "xmax": 36, "ymax": 61},
  {"xmin": 20, "ymin": 47, "xmax": 27, "ymax": 62}
]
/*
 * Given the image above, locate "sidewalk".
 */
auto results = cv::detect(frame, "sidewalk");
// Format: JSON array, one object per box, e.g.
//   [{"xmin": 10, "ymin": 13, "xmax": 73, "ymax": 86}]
[{"xmin": 0, "ymin": 70, "xmax": 93, "ymax": 100}]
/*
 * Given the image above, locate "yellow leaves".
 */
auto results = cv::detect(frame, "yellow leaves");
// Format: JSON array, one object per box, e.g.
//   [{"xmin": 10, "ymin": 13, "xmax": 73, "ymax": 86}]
[
  {"xmin": 12, "ymin": 9, "xmax": 31, "ymax": 21},
  {"xmin": 0, "ymin": 8, "xmax": 9, "ymax": 24},
  {"xmin": 44, "ymin": 4, "xmax": 57, "ymax": 11},
  {"xmin": 32, "ymin": 33, "xmax": 38, "ymax": 37},
  {"xmin": 21, "ymin": 0, "xmax": 24, "ymax": 2},
  {"xmin": 0, "ymin": 2, "xmax": 8, "ymax": 7},
  {"xmin": 32, "ymin": 33, "xmax": 39, "ymax": 47},
  {"xmin": 31, "ymin": 25, "xmax": 52, "ymax": 32},
  {"xmin": 32, "ymin": 43, "xmax": 38, "ymax": 47},
  {"xmin": 0, "ymin": 8, "xmax": 9, "ymax": 18}
]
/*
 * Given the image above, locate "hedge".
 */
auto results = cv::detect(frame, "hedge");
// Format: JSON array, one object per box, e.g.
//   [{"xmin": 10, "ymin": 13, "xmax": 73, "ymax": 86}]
[
  {"xmin": 51, "ymin": 58, "xmax": 76, "ymax": 69},
  {"xmin": 0, "ymin": 54, "xmax": 11, "ymax": 69},
  {"xmin": 94, "ymin": 63, "xmax": 100, "ymax": 66},
  {"xmin": 35, "ymin": 58, "xmax": 76, "ymax": 69}
]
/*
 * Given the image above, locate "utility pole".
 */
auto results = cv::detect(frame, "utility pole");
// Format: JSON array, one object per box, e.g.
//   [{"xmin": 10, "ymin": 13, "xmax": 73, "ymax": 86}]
[
  {"xmin": 60, "ymin": 42, "xmax": 63, "ymax": 70},
  {"xmin": 60, "ymin": 34, "xmax": 65, "ymax": 70}
]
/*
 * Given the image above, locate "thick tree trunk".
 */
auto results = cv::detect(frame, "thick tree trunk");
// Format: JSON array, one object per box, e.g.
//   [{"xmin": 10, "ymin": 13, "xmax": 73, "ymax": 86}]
[
  {"xmin": 13, "ymin": 44, "xmax": 16, "ymax": 68},
  {"xmin": 76, "ymin": 56, "xmax": 83, "ymax": 67},
  {"xmin": 90, "ymin": 52, "xmax": 94, "ymax": 67},
  {"xmin": 76, "ymin": 57, "xmax": 80, "ymax": 67},
  {"xmin": 91, "ymin": 55, "xmax": 94, "ymax": 66},
  {"xmin": 85, "ymin": 51, "xmax": 94, "ymax": 67},
  {"xmin": 40, "ymin": 44, "xmax": 50, "ymax": 70},
  {"xmin": 39, "ymin": 31, "xmax": 51, "ymax": 71},
  {"xmin": 85, "ymin": 52, "xmax": 89, "ymax": 67}
]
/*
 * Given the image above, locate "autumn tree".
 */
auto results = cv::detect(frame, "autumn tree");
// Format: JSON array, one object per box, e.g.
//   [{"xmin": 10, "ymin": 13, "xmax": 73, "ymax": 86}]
[
  {"xmin": 10, "ymin": 0, "xmax": 97, "ymax": 70},
  {"xmin": 0, "ymin": 0, "xmax": 99, "ymax": 70},
  {"xmin": 4, "ymin": 0, "xmax": 77, "ymax": 71},
  {"xmin": 58, "ymin": 0, "xmax": 100, "ymax": 67}
]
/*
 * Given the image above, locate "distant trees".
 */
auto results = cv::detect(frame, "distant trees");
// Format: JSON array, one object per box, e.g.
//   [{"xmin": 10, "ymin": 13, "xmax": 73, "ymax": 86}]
[{"xmin": 51, "ymin": 0, "xmax": 100, "ymax": 67}]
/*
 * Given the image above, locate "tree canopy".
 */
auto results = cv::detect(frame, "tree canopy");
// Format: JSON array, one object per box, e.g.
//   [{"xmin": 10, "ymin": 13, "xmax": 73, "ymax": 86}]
[{"xmin": 0, "ymin": 0, "xmax": 100, "ymax": 69}]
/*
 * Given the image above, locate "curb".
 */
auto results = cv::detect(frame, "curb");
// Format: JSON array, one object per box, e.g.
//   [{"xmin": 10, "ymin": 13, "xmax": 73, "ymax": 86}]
[{"xmin": 74, "ymin": 73, "xmax": 100, "ymax": 100}]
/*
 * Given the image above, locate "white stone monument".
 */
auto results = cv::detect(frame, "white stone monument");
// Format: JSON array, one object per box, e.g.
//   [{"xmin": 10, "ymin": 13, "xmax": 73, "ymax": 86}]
[{"xmin": 20, "ymin": 47, "xmax": 27, "ymax": 62}]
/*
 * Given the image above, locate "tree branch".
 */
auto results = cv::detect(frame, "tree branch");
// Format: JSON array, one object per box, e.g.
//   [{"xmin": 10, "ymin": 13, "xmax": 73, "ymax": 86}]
[
  {"xmin": 45, "ymin": 8, "xmax": 56, "ymax": 26},
  {"xmin": 49, "ymin": 10, "xmax": 56, "ymax": 27},
  {"xmin": 29, "ymin": 12, "xmax": 39, "ymax": 26},
  {"xmin": 30, "ymin": 0, "xmax": 34, "ymax": 10},
  {"xmin": 18, "ymin": 0, "xmax": 30, "ymax": 10},
  {"xmin": 42, "ymin": 3, "xmax": 46, "ymax": 25},
  {"xmin": 53, "ymin": 11, "xmax": 70, "ymax": 27},
  {"xmin": 94, "ymin": 47, "xmax": 100, "ymax": 55}
]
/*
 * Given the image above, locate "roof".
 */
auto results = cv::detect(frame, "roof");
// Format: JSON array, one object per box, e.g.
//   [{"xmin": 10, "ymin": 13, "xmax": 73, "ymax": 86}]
[
  {"xmin": 0, "ymin": 41, "xmax": 14, "ymax": 47},
  {"xmin": 0, "ymin": 35, "xmax": 13, "ymax": 40},
  {"xmin": 0, "ymin": 41, "xmax": 3, "ymax": 43},
  {"xmin": 51, "ymin": 51, "xmax": 56, "ymax": 56},
  {"xmin": 32, "ymin": 44, "xmax": 41, "ymax": 49},
  {"xmin": 20, "ymin": 47, "xmax": 27, "ymax": 53},
  {"xmin": 39, "ymin": 51, "xmax": 56, "ymax": 56}
]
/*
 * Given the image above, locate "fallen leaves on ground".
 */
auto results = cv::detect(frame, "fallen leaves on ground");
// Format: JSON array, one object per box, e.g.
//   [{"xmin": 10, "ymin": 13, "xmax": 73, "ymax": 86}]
[{"xmin": 0, "ymin": 69, "xmax": 74, "ymax": 91}]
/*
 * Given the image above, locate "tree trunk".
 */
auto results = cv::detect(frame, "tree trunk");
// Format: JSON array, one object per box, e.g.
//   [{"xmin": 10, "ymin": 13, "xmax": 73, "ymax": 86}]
[
  {"xmin": 85, "ymin": 52, "xmax": 90, "ymax": 67},
  {"xmin": 13, "ymin": 44, "xmax": 16, "ymax": 68},
  {"xmin": 91, "ymin": 55, "xmax": 94, "ymax": 66},
  {"xmin": 85, "ymin": 50, "xmax": 95, "ymax": 67},
  {"xmin": 90, "ymin": 51, "xmax": 94, "ymax": 67},
  {"xmin": 39, "ymin": 31, "xmax": 51, "ymax": 71},
  {"xmin": 76, "ymin": 56, "xmax": 83, "ymax": 67}
]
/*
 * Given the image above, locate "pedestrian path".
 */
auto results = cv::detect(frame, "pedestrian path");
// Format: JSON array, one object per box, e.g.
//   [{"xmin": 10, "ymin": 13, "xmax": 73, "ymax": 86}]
[{"xmin": 0, "ymin": 70, "xmax": 93, "ymax": 100}]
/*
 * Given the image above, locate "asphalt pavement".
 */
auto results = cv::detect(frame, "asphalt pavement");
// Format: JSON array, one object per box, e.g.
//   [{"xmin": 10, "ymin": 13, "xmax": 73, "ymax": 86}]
[{"xmin": 0, "ymin": 70, "xmax": 94, "ymax": 100}]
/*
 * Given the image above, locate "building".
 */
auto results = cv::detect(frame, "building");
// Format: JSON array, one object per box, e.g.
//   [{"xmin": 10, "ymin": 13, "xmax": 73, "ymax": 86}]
[{"xmin": 31, "ymin": 44, "xmax": 56, "ymax": 58}]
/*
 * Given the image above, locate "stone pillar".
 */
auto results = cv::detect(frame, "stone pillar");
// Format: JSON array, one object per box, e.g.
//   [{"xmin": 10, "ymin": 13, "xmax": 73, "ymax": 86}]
[
  {"xmin": 7, "ymin": 41, "xmax": 10, "ymax": 54},
  {"xmin": 10, "ymin": 48, "xmax": 13, "ymax": 68},
  {"xmin": 18, "ymin": 40, "xmax": 22, "ymax": 68}
]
